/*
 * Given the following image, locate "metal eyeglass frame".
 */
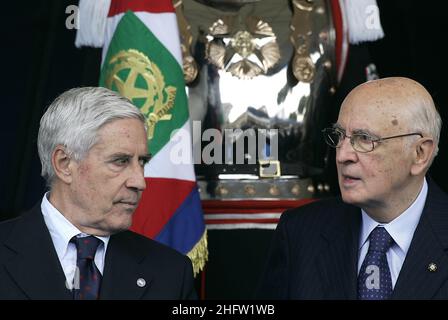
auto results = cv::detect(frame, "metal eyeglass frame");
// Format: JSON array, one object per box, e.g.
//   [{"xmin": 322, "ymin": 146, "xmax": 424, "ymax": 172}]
[{"xmin": 321, "ymin": 127, "xmax": 423, "ymax": 153}]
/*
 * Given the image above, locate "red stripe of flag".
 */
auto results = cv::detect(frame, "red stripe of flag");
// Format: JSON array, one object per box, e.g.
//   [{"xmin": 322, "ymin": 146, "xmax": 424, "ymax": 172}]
[
  {"xmin": 108, "ymin": 0, "xmax": 174, "ymax": 17},
  {"xmin": 131, "ymin": 177, "xmax": 195, "ymax": 238}
]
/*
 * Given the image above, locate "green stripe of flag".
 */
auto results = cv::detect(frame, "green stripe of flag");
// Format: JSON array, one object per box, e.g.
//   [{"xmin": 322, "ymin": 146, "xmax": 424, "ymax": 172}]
[{"xmin": 99, "ymin": 10, "xmax": 188, "ymax": 156}]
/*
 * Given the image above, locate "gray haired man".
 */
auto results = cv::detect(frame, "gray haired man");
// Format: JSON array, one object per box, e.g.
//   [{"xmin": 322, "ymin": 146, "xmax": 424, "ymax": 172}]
[{"xmin": 0, "ymin": 87, "xmax": 196, "ymax": 300}]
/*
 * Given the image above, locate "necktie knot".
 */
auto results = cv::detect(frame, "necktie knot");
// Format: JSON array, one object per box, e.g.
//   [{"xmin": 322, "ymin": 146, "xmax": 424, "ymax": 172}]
[
  {"xmin": 71, "ymin": 235, "xmax": 102, "ymax": 260},
  {"xmin": 367, "ymin": 226, "xmax": 394, "ymax": 254}
]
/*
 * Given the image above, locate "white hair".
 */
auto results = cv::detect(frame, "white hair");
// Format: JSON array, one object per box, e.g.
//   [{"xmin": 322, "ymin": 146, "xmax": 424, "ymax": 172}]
[
  {"xmin": 38, "ymin": 87, "xmax": 146, "ymax": 186},
  {"xmin": 408, "ymin": 93, "xmax": 442, "ymax": 165}
]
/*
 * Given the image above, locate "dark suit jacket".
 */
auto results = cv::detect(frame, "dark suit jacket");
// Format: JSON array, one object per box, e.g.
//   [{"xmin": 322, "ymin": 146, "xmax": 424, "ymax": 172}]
[
  {"xmin": 258, "ymin": 180, "xmax": 448, "ymax": 299},
  {"xmin": 0, "ymin": 204, "xmax": 196, "ymax": 300}
]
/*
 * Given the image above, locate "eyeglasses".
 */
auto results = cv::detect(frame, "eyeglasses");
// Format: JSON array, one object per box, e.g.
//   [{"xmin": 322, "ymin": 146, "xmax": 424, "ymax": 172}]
[{"xmin": 322, "ymin": 127, "xmax": 423, "ymax": 153}]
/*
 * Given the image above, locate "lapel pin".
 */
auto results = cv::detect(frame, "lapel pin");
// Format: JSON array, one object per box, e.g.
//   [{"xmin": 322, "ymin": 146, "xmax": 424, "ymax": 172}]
[
  {"xmin": 136, "ymin": 278, "xmax": 146, "ymax": 288},
  {"xmin": 428, "ymin": 263, "xmax": 437, "ymax": 272}
]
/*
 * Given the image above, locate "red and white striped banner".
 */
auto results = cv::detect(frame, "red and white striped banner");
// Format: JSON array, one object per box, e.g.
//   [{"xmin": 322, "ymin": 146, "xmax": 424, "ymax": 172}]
[{"xmin": 202, "ymin": 199, "xmax": 316, "ymax": 230}]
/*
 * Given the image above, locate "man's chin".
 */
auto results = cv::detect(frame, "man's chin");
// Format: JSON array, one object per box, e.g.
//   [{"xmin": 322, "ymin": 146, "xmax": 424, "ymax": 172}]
[
  {"xmin": 103, "ymin": 217, "xmax": 133, "ymax": 235},
  {"xmin": 340, "ymin": 191, "xmax": 363, "ymax": 206}
]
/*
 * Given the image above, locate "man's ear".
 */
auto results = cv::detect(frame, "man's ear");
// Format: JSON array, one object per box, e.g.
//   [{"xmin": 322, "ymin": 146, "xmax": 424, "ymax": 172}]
[
  {"xmin": 410, "ymin": 138, "xmax": 434, "ymax": 176},
  {"xmin": 51, "ymin": 145, "xmax": 74, "ymax": 184}
]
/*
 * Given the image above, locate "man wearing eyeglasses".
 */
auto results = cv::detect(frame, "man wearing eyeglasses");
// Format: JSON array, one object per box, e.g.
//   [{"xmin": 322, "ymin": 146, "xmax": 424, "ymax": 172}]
[{"xmin": 258, "ymin": 77, "xmax": 447, "ymax": 299}]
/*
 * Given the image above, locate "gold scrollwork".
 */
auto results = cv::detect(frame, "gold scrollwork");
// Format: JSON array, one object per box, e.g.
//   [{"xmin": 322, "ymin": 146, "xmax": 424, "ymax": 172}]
[{"xmin": 104, "ymin": 49, "xmax": 176, "ymax": 141}]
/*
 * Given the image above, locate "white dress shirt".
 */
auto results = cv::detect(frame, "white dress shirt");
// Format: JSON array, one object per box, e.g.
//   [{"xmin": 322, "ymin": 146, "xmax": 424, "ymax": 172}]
[
  {"xmin": 41, "ymin": 192, "xmax": 110, "ymax": 290},
  {"xmin": 357, "ymin": 178, "xmax": 428, "ymax": 289}
]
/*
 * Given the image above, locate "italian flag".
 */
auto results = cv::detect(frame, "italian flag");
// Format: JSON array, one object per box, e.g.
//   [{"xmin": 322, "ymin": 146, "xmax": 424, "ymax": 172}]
[{"xmin": 77, "ymin": 0, "xmax": 207, "ymax": 275}]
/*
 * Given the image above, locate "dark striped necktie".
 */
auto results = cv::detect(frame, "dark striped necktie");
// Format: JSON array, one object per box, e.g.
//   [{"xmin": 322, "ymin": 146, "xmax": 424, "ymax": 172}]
[
  {"xmin": 358, "ymin": 226, "xmax": 394, "ymax": 300},
  {"xmin": 71, "ymin": 235, "xmax": 102, "ymax": 300}
]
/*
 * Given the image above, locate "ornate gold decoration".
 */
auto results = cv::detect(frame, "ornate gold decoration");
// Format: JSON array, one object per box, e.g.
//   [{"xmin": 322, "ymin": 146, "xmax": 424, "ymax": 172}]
[
  {"xmin": 292, "ymin": 56, "xmax": 315, "ymax": 82},
  {"xmin": 232, "ymin": 30, "xmax": 255, "ymax": 58},
  {"xmin": 105, "ymin": 49, "xmax": 176, "ymax": 141},
  {"xmin": 307, "ymin": 184, "xmax": 315, "ymax": 193},
  {"xmin": 173, "ymin": 0, "xmax": 198, "ymax": 84},
  {"xmin": 216, "ymin": 185, "xmax": 229, "ymax": 196},
  {"xmin": 209, "ymin": 17, "xmax": 230, "ymax": 36},
  {"xmin": 182, "ymin": 55, "xmax": 198, "ymax": 84},
  {"xmin": 290, "ymin": 0, "xmax": 316, "ymax": 83},
  {"xmin": 269, "ymin": 185, "xmax": 280, "ymax": 196},
  {"xmin": 291, "ymin": 184, "xmax": 301, "ymax": 196},
  {"xmin": 206, "ymin": 16, "xmax": 280, "ymax": 79},
  {"xmin": 244, "ymin": 185, "xmax": 256, "ymax": 196}
]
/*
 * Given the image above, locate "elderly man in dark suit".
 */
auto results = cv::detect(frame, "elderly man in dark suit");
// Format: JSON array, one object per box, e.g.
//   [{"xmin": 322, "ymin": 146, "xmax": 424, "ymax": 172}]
[
  {"xmin": 258, "ymin": 77, "xmax": 448, "ymax": 299},
  {"xmin": 0, "ymin": 87, "xmax": 196, "ymax": 299}
]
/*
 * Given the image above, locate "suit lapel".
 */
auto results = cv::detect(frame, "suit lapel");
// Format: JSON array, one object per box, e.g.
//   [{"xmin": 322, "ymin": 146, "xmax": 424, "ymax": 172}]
[
  {"xmin": 392, "ymin": 181, "xmax": 448, "ymax": 299},
  {"xmin": 3, "ymin": 205, "xmax": 72, "ymax": 299},
  {"xmin": 100, "ymin": 232, "xmax": 154, "ymax": 299},
  {"xmin": 316, "ymin": 203, "xmax": 361, "ymax": 299}
]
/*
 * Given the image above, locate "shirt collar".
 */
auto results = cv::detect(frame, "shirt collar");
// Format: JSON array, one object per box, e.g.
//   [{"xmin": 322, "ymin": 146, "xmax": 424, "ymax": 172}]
[
  {"xmin": 41, "ymin": 192, "xmax": 110, "ymax": 258},
  {"xmin": 359, "ymin": 178, "xmax": 428, "ymax": 255}
]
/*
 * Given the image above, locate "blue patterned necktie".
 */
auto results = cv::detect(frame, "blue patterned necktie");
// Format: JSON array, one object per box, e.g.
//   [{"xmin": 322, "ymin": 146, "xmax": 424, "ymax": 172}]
[
  {"xmin": 71, "ymin": 236, "xmax": 102, "ymax": 300},
  {"xmin": 358, "ymin": 226, "xmax": 394, "ymax": 300}
]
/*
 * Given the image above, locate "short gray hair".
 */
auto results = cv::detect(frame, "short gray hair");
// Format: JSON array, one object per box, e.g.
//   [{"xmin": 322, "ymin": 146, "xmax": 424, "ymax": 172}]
[
  {"xmin": 408, "ymin": 94, "xmax": 442, "ymax": 165},
  {"xmin": 38, "ymin": 87, "xmax": 146, "ymax": 186}
]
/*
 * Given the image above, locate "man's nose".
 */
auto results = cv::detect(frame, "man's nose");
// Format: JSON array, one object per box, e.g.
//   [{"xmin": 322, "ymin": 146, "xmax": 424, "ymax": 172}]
[
  {"xmin": 336, "ymin": 136, "xmax": 358, "ymax": 164},
  {"xmin": 126, "ymin": 162, "xmax": 147, "ymax": 191}
]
